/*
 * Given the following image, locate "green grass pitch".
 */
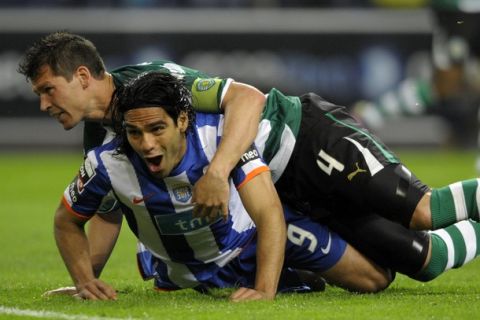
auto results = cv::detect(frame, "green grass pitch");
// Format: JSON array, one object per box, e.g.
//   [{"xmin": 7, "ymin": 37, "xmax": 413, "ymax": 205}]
[{"xmin": 1, "ymin": 149, "xmax": 479, "ymax": 319}]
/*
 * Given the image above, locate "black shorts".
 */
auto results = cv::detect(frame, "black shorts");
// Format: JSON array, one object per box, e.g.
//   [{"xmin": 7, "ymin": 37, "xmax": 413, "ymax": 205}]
[{"xmin": 275, "ymin": 93, "xmax": 429, "ymax": 227}]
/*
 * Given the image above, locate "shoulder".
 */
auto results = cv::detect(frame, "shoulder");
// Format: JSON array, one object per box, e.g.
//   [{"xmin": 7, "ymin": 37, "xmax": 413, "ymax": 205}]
[{"xmin": 85, "ymin": 138, "xmax": 124, "ymax": 169}]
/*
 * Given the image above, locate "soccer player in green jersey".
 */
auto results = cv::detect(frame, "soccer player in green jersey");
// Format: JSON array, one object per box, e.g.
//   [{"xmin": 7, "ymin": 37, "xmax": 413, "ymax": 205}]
[{"xmin": 19, "ymin": 31, "xmax": 480, "ymax": 297}]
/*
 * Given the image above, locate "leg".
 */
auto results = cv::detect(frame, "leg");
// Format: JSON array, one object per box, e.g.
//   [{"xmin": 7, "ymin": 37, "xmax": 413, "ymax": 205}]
[
  {"xmin": 410, "ymin": 178, "xmax": 480, "ymax": 230},
  {"xmin": 414, "ymin": 219, "xmax": 480, "ymax": 281},
  {"xmin": 429, "ymin": 179, "xmax": 480, "ymax": 229},
  {"xmin": 327, "ymin": 212, "xmax": 430, "ymax": 276},
  {"xmin": 367, "ymin": 164, "xmax": 480, "ymax": 231},
  {"xmin": 320, "ymin": 244, "xmax": 391, "ymax": 293},
  {"xmin": 282, "ymin": 207, "xmax": 392, "ymax": 293},
  {"xmin": 331, "ymin": 212, "xmax": 480, "ymax": 283}
]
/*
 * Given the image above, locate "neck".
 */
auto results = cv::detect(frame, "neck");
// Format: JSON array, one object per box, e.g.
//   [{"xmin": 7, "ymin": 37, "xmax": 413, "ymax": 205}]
[{"xmin": 88, "ymin": 72, "xmax": 116, "ymax": 122}]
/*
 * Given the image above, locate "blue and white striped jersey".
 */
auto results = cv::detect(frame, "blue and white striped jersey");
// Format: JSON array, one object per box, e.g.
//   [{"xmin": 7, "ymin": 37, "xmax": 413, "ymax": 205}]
[{"xmin": 63, "ymin": 112, "xmax": 269, "ymax": 289}]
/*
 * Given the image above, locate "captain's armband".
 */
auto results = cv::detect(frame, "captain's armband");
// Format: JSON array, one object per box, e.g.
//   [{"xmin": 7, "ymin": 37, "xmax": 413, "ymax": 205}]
[{"xmin": 191, "ymin": 78, "xmax": 226, "ymax": 113}]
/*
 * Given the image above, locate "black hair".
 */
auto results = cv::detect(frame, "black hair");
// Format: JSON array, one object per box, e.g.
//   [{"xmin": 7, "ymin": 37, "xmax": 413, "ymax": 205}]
[
  {"xmin": 18, "ymin": 31, "xmax": 106, "ymax": 82},
  {"xmin": 111, "ymin": 71, "xmax": 195, "ymax": 154}
]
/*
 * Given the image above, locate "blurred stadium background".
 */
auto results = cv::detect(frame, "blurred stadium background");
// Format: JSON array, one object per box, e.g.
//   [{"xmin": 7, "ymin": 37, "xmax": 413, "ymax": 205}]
[{"xmin": 0, "ymin": 0, "xmax": 476, "ymax": 151}]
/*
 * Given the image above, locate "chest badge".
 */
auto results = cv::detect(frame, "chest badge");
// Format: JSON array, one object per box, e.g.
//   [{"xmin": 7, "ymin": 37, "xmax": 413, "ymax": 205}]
[{"xmin": 173, "ymin": 185, "xmax": 192, "ymax": 203}]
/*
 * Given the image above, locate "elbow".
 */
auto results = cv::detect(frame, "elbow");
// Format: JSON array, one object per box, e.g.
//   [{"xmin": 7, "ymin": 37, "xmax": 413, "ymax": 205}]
[{"xmin": 253, "ymin": 89, "xmax": 266, "ymax": 108}]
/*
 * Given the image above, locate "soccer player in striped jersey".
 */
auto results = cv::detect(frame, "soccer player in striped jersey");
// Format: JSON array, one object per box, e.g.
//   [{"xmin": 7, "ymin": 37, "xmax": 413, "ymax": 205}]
[
  {"xmin": 18, "ymin": 31, "xmax": 267, "ymax": 278},
  {"xmin": 55, "ymin": 72, "xmax": 391, "ymax": 300}
]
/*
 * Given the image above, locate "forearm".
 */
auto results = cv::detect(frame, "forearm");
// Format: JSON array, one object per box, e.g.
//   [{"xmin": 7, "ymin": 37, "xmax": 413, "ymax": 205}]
[
  {"xmin": 54, "ymin": 204, "xmax": 118, "ymax": 300},
  {"xmin": 209, "ymin": 82, "xmax": 266, "ymax": 177},
  {"xmin": 254, "ymin": 203, "xmax": 286, "ymax": 297},
  {"xmin": 238, "ymin": 171, "xmax": 286, "ymax": 298},
  {"xmin": 87, "ymin": 210, "xmax": 122, "ymax": 278},
  {"xmin": 54, "ymin": 208, "xmax": 95, "ymax": 287}
]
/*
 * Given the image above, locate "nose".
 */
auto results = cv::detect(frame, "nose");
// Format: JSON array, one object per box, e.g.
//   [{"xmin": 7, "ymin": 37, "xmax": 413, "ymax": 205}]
[
  {"xmin": 39, "ymin": 94, "xmax": 51, "ymax": 112},
  {"xmin": 141, "ymin": 133, "xmax": 156, "ymax": 154}
]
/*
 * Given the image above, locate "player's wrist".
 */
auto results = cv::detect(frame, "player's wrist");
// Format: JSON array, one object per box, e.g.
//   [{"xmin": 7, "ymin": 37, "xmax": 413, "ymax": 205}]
[
  {"xmin": 254, "ymin": 283, "xmax": 277, "ymax": 300},
  {"xmin": 205, "ymin": 161, "xmax": 231, "ymax": 180}
]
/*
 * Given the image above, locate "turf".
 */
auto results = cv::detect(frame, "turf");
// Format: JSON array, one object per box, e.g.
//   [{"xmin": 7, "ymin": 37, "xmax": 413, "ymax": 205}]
[{"xmin": 0, "ymin": 149, "xmax": 479, "ymax": 320}]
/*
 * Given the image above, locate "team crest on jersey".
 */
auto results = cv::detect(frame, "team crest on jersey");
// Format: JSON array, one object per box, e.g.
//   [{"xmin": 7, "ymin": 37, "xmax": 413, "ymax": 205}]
[
  {"xmin": 76, "ymin": 158, "xmax": 96, "ymax": 194},
  {"xmin": 196, "ymin": 79, "xmax": 216, "ymax": 92},
  {"xmin": 173, "ymin": 185, "xmax": 192, "ymax": 203}
]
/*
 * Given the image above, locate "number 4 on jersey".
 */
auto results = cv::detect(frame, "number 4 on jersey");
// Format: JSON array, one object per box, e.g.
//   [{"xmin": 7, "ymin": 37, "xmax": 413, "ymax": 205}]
[{"xmin": 316, "ymin": 149, "xmax": 344, "ymax": 175}]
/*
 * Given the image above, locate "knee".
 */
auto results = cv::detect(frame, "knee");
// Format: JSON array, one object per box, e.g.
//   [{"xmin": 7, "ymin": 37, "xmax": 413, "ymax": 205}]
[
  {"xmin": 353, "ymin": 269, "xmax": 393, "ymax": 294},
  {"xmin": 330, "ymin": 265, "xmax": 394, "ymax": 294},
  {"xmin": 410, "ymin": 193, "xmax": 432, "ymax": 230}
]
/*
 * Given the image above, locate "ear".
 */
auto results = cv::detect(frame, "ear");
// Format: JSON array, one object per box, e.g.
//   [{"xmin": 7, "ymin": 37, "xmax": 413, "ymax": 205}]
[
  {"xmin": 75, "ymin": 66, "xmax": 92, "ymax": 89},
  {"xmin": 177, "ymin": 112, "xmax": 189, "ymax": 133}
]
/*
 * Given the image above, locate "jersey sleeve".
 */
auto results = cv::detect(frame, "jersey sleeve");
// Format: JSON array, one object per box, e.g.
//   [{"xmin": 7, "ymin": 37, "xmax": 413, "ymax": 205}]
[
  {"xmin": 112, "ymin": 61, "xmax": 233, "ymax": 114},
  {"xmin": 62, "ymin": 151, "xmax": 113, "ymax": 219},
  {"xmin": 191, "ymin": 78, "xmax": 233, "ymax": 113},
  {"xmin": 231, "ymin": 144, "xmax": 270, "ymax": 189}
]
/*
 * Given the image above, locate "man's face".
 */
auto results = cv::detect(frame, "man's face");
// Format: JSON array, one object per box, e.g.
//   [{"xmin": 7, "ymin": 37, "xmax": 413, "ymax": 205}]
[
  {"xmin": 32, "ymin": 65, "xmax": 87, "ymax": 130},
  {"xmin": 124, "ymin": 107, "xmax": 188, "ymax": 179}
]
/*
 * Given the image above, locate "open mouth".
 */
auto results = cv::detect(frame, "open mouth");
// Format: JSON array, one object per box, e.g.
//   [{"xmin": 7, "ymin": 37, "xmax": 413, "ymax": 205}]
[{"xmin": 144, "ymin": 155, "xmax": 163, "ymax": 173}]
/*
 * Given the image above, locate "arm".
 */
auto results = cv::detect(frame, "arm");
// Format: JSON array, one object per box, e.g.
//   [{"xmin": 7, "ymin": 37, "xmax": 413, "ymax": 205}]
[
  {"xmin": 87, "ymin": 210, "xmax": 123, "ymax": 278},
  {"xmin": 192, "ymin": 82, "xmax": 266, "ymax": 220},
  {"xmin": 229, "ymin": 170, "xmax": 286, "ymax": 302},
  {"xmin": 54, "ymin": 201, "xmax": 118, "ymax": 300}
]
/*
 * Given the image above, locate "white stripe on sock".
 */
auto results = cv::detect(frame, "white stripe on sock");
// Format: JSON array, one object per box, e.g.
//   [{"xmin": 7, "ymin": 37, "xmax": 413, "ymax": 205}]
[
  {"xmin": 450, "ymin": 182, "xmax": 468, "ymax": 221},
  {"xmin": 455, "ymin": 220, "xmax": 477, "ymax": 265},
  {"xmin": 431, "ymin": 229, "xmax": 455, "ymax": 271}
]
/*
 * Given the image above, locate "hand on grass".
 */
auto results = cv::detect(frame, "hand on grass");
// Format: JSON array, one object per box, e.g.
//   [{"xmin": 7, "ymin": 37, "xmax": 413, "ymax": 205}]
[
  {"xmin": 229, "ymin": 287, "xmax": 275, "ymax": 302},
  {"xmin": 75, "ymin": 279, "xmax": 117, "ymax": 300}
]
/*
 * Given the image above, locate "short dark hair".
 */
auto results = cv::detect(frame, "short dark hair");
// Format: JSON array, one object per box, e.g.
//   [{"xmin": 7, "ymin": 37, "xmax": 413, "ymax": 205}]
[
  {"xmin": 111, "ymin": 71, "xmax": 195, "ymax": 154},
  {"xmin": 18, "ymin": 31, "xmax": 106, "ymax": 82}
]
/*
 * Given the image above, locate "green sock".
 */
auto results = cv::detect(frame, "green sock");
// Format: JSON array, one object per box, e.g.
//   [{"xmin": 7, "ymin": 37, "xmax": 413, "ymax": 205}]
[
  {"xmin": 431, "ymin": 179, "xmax": 480, "ymax": 229},
  {"xmin": 416, "ymin": 220, "xmax": 480, "ymax": 281}
]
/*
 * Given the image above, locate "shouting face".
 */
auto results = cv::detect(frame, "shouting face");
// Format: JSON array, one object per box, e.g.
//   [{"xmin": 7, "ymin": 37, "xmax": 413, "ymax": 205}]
[{"xmin": 124, "ymin": 107, "xmax": 188, "ymax": 179}]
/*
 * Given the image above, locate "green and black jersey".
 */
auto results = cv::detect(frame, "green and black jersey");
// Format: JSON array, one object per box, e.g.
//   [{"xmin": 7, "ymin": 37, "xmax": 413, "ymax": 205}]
[
  {"xmin": 84, "ymin": 60, "xmax": 303, "ymax": 182},
  {"xmin": 83, "ymin": 60, "xmax": 232, "ymax": 153}
]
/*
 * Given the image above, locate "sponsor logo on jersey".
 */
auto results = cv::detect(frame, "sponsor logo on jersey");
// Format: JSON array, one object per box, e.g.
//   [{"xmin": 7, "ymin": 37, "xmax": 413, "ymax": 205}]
[
  {"xmin": 173, "ymin": 185, "xmax": 192, "ymax": 203},
  {"xmin": 196, "ymin": 79, "xmax": 216, "ymax": 91},
  {"xmin": 154, "ymin": 210, "xmax": 220, "ymax": 235},
  {"xmin": 68, "ymin": 181, "xmax": 78, "ymax": 203},
  {"xmin": 347, "ymin": 162, "xmax": 367, "ymax": 181},
  {"xmin": 238, "ymin": 145, "xmax": 260, "ymax": 166},
  {"xmin": 77, "ymin": 158, "xmax": 96, "ymax": 194}
]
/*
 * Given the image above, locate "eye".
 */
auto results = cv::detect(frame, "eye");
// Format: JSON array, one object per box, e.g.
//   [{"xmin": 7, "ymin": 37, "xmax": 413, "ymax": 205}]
[
  {"xmin": 45, "ymin": 87, "xmax": 54, "ymax": 95},
  {"xmin": 126, "ymin": 128, "xmax": 141, "ymax": 137},
  {"xmin": 151, "ymin": 125, "xmax": 165, "ymax": 134}
]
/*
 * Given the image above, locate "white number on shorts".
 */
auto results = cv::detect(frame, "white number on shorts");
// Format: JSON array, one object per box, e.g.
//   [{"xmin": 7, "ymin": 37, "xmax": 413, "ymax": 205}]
[
  {"xmin": 316, "ymin": 149, "xmax": 344, "ymax": 175},
  {"xmin": 287, "ymin": 224, "xmax": 317, "ymax": 253}
]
